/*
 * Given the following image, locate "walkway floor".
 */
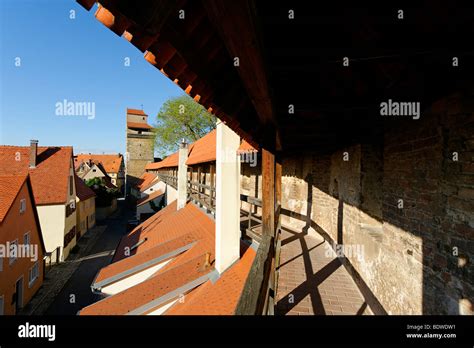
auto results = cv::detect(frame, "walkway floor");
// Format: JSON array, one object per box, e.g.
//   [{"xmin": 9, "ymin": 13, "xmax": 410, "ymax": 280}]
[{"xmin": 275, "ymin": 226, "xmax": 372, "ymax": 315}]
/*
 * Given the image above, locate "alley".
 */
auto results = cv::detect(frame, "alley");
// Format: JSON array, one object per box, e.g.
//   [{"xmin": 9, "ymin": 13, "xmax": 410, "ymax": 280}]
[{"xmin": 44, "ymin": 201, "xmax": 134, "ymax": 315}]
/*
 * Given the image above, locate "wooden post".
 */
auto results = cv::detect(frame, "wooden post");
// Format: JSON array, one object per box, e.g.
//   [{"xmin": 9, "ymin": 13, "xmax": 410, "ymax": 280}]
[
  {"xmin": 210, "ymin": 164, "xmax": 215, "ymax": 208},
  {"xmin": 275, "ymin": 155, "xmax": 282, "ymax": 233},
  {"xmin": 262, "ymin": 148, "xmax": 275, "ymax": 237}
]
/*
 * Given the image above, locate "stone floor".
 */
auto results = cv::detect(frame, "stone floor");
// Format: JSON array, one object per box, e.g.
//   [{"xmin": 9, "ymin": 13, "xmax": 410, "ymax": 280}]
[{"xmin": 275, "ymin": 226, "xmax": 373, "ymax": 315}]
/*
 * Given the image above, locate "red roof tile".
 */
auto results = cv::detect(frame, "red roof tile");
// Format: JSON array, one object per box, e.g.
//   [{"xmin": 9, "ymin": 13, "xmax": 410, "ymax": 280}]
[
  {"xmin": 79, "ymin": 202, "xmax": 216, "ymax": 315},
  {"xmin": 127, "ymin": 122, "xmax": 153, "ymax": 130},
  {"xmin": 93, "ymin": 232, "xmax": 198, "ymax": 285},
  {"xmin": 75, "ymin": 154, "xmax": 123, "ymax": 173},
  {"xmin": 127, "ymin": 108, "xmax": 148, "ymax": 116},
  {"xmin": 0, "ymin": 174, "xmax": 28, "ymax": 222},
  {"xmin": 165, "ymin": 245, "xmax": 256, "ymax": 315},
  {"xmin": 75, "ymin": 174, "xmax": 96, "ymax": 201},
  {"xmin": 146, "ymin": 129, "xmax": 258, "ymax": 170},
  {"xmin": 238, "ymin": 139, "xmax": 258, "ymax": 153},
  {"xmin": 137, "ymin": 189, "xmax": 164, "ymax": 206},
  {"xmin": 186, "ymin": 129, "xmax": 216, "ymax": 166},
  {"xmin": 145, "ymin": 149, "xmax": 184, "ymax": 170},
  {"xmin": 0, "ymin": 146, "xmax": 73, "ymax": 205},
  {"xmin": 136, "ymin": 172, "xmax": 158, "ymax": 191}
]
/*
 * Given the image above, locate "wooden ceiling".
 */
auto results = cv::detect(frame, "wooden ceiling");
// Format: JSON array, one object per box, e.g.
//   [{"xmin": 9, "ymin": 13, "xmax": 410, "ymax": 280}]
[{"xmin": 78, "ymin": 0, "xmax": 474, "ymax": 155}]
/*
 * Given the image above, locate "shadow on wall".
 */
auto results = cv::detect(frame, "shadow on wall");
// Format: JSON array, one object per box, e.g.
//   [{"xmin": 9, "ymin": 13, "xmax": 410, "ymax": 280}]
[{"xmin": 279, "ymin": 91, "xmax": 474, "ymax": 315}]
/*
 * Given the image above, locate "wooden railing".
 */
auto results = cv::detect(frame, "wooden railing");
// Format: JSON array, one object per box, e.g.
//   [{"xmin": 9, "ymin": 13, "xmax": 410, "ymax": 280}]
[
  {"xmin": 157, "ymin": 173, "xmax": 177, "ymax": 189},
  {"xmin": 240, "ymin": 194, "xmax": 262, "ymax": 243},
  {"xmin": 188, "ymin": 180, "xmax": 215, "ymax": 213}
]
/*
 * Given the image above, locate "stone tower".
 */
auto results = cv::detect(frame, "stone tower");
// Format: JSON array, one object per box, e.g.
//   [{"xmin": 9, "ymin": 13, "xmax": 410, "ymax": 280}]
[{"xmin": 125, "ymin": 108, "xmax": 154, "ymax": 193}]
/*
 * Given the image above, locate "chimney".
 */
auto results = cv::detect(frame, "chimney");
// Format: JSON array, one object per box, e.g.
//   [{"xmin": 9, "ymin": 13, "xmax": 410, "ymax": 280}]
[
  {"xmin": 177, "ymin": 139, "xmax": 188, "ymax": 210},
  {"xmin": 29, "ymin": 140, "xmax": 38, "ymax": 168},
  {"xmin": 215, "ymin": 120, "xmax": 241, "ymax": 274}
]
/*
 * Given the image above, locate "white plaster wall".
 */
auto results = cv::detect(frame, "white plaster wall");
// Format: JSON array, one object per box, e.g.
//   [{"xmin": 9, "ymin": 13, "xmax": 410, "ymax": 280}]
[
  {"xmin": 101, "ymin": 259, "xmax": 172, "ymax": 296},
  {"xmin": 147, "ymin": 299, "xmax": 179, "ymax": 315},
  {"xmin": 215, "ymin": 121, "xmax": 241, "ymax": 273},
  {"xmin": 165, "ymin": 184, "xmax": 178, "ymax": 206},
  {"xmin": 36, "ymin": 204, "xmax": 65, "ymax": 254}
]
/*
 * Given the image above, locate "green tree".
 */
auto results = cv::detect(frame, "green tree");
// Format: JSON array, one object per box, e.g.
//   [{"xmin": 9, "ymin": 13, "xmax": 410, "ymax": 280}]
[{"xmin": 154, "ymin": 95, "xmax": 216, "ymax": 157}]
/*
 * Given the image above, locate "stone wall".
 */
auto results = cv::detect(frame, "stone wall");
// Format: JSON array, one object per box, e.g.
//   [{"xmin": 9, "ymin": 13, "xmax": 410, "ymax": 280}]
[
  {"xmin": 126, "ymin": 132, "xmax": 154, "ymax": 188},
  {"xmin": 277, "ymin": 92, "xmax": 474, "ymax": 315}
]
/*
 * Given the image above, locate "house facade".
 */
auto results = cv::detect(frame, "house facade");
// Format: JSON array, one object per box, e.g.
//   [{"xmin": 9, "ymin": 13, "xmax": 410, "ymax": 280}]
[
  {"xmin": 75, "ymin": 154, "xmax": 124, "ymax": 192},
  {"xmin": 0, "ymin": 174, "xmax": 45, "ymax": 315},
  {"xmin": 0, "ymin": 141, "xmax": 77, "ymax": 263},
  {"xmin": 75, "ymin": 175, "xmax": 96, "ymax": 240}
]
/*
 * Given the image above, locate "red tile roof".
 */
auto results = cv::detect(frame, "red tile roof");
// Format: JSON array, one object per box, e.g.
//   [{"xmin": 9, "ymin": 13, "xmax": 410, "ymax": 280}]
[
  {"xmin": 165, "ymin": 245, "xmax": 256, "ymax": 315},
  {"xmin": 136, "ymin": 172, "xmax": 158, "ymax": 192},
  {"xmin": 238, "ymin": 139, "xmax": 259, "ymax": 153},
  {"xmin": 127, "ymin": 122, "xmax": 153, "ymax": 130},
  {"xmin": 137, "ymin": 189, "xmax": 164, "ymax": 206},
  {"xmin": 145, "ymin": 149, "xmax": 184, "ymax": 170},
  {"xmin": 79, "ymin": 198, "xmax": 256, "ymax": 315},
  {"xmin": 93, "ymin": 232, "xmax": 197, "ymax": 286},
  {"xmin": 0, "ymin": 146, "xmax": 73, "ymax": 205},
  {"xmin": 127, "ymin": 108, "xmax": 147, "ymax": 116},
  {"xmin": 75, "ymin": 174, "xmax": 96, "ymax": 201},
  {"xmin": 75, "ymin": 154, "xmax": 123, "ymax": 174},
  {"xmin": 186, "ymin": 129, "xmax": 216, "ymax": 166},
  {"xmin": 79, "ymin": 201, "xmax": 216, "ymax": 315},
  {"xmin": 0, "ymin": 174, "xmax": 28, "ymax": 222},
  {"xmin": 145, "ymin": 130, "xmax": 258, "ymax": 170}
]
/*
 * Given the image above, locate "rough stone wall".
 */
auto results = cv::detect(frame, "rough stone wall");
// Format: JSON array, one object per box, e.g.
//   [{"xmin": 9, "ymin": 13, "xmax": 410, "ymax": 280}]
[
  {"xmin": 278, "ymin": 92, "xmax": 474, "ymax": 315},
  {"xmin": 126, "ymin": 132, "xmax": 154, "ymax": 187}
]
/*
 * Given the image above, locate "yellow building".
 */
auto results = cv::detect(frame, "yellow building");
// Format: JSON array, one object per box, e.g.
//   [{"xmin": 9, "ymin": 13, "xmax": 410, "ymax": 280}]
[{"xmin": 75, "ymin": 174, "xmax": 96, "ymax": 239}]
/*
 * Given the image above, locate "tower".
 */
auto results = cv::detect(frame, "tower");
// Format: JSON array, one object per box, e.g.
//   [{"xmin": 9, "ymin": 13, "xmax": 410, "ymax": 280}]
[{"xmin": 125, "ymin": 108, "xmax": 154, "ymax": 194}]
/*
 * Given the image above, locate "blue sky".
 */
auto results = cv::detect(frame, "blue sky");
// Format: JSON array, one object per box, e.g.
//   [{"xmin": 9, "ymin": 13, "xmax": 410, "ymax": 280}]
[{"xmin": 0, "ymin": 0, "xmax": 184, "ymax": 155}]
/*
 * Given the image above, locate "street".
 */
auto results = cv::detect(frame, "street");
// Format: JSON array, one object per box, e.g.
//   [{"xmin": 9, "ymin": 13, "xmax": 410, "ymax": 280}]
[{"xmin": 45, "ymin": 201, "xmax": 134, "ymax": 315}]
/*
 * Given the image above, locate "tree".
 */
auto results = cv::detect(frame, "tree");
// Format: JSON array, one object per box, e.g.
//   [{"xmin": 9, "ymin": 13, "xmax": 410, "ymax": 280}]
[{"xmin": 153, "ymin": 95, "xmax": 216, "ymax": 157}]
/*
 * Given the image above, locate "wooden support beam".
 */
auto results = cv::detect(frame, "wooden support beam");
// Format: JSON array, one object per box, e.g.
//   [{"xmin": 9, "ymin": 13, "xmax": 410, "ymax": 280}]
[
  {"xmin": 210, "ymin": 164, "xmax": 215, "ymax": 207},
  {"xmin": 262, "ymin": 148, "xmax": 275, "ymax": 237},
  {"xmin": 204, "ymin": 0, "xmax": 280, "ymax": 143},
  {"xmin": 275, "ymin": 154, "xmax": 282, "ymax": 233}
]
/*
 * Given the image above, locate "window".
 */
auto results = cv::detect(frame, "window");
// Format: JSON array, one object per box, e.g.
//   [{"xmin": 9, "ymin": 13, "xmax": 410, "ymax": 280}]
[
  {"xmin": 92, "ymin": 169, "xmax": 96, "ymax": 172},
  {"xmin": 0, "ymin": 295, "xmax": 3, "ymax": 315},
  {"xmin": 28, "ymin": 262, "xmax": 39, "ymax": 288},
  {"xmin": 24, "ymin": 232, "xmax": 30, "ymax": 246},
  {"xmin": 9, "ymin": 240, "xmax": 18, "ymax": 265},
  {"xmin": 0, "ymin": 257, "xmax": 3, "ymax": 272},
  {"xmin": 20, "ymin": 199, "xmax": 26, "ymax": 214},
  {"xmin": 69, "ymin": 176, "xmax": 73, "ymax": 196}
]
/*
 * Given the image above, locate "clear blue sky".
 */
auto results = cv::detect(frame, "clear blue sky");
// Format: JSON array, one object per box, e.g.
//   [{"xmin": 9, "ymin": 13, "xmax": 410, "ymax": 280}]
[{"xmin": 0, "ymin": 0, "xmax": 184, "ymax": 155}]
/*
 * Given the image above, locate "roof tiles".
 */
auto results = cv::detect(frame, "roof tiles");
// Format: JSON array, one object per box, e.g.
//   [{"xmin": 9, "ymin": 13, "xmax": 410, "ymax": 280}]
[
  {"xmin": 0, "ymin": 174, "xmax": 28, "ymax": 222},
  {"xmin": 0, "ymin": 146, "xmax": 73, "ymax": 205}
]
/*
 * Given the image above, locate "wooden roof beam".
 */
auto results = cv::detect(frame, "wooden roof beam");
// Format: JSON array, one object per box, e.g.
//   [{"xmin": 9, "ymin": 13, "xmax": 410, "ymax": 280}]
[{"xmin": 204, "ymin": 0, "xmax": 279, "ymax": 150}]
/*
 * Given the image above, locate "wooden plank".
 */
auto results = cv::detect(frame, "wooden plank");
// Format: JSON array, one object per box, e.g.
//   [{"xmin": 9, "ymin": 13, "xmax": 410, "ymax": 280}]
[
  {"xmin": 275, "ymin": 155, "xmax": 282, "ymax": 232},
  {"xmin": 262, "ymin": 148, "xmax": 275, "ymax": 237},
  {"xmin": 235, "ymin": 233, "xmax": 273, "ymax": 315}
]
